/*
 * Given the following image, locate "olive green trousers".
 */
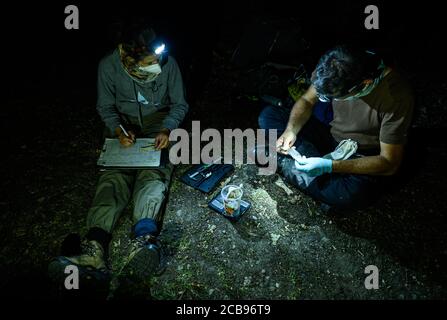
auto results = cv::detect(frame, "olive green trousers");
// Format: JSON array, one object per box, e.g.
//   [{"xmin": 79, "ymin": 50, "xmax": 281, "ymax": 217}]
[
  {"xmin": 86, "ymin": 164, "xmax": 173, "ymax": 233},
  {"xmin": 87, "ymin": 111, "xmax": 173, "ymax": 232}
]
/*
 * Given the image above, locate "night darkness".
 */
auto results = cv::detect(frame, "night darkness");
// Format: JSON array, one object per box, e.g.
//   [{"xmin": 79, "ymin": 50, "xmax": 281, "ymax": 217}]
[{"xmin": 1, "ymin": 0, "xmax": 447, "ymax": 305}]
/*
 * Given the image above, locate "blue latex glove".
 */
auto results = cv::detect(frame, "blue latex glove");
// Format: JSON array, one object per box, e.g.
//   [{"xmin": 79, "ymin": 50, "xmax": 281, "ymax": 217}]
[{"xmin": 295, "ymin": 156, "xmax": 333, "ymax": 177}]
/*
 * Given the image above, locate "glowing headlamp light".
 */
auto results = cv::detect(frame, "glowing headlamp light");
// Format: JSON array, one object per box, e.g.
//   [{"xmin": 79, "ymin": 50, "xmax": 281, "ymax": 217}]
[{"xmin": 154, "ymin": 43, "xmax": 165, "ymax": 55}]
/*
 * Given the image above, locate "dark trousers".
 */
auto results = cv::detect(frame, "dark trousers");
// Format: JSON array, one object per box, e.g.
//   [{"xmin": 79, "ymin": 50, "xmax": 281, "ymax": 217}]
[{"xmin": 258, "ymin": 104, "xmax": 384, "ymax": 210}]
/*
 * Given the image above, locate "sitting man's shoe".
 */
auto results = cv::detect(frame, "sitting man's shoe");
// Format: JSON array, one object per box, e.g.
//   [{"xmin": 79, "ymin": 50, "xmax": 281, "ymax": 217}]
[
  {"xmin": 48, "ymin": 239, "xmax": 110, "ymax": 286},
  {"xmin": 125, "ymin": 234, "xmax": 160, "ymax": 280},
  {"xmin": 276, "ymin": 153, "xmax": 289, "ymax": 173}
]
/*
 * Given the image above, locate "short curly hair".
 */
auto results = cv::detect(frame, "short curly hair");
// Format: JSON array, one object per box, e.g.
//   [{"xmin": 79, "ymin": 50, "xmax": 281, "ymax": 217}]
[
  {"xmin": 120, "ymin": 20, "xmax": 157, "ymax": 61},
  {"xmin": 311, "ymin": 45, "xmax": 381, "ymax": 98}
]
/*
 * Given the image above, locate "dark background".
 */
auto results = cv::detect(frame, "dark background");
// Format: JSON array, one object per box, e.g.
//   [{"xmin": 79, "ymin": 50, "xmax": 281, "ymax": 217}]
[
  {"xmin": 1, "ymin": 0, "xmax": 447, "ymax": 300},
  {"xmin": 3, "ymin": 1, "xmax": 446, "ymax": 102}
]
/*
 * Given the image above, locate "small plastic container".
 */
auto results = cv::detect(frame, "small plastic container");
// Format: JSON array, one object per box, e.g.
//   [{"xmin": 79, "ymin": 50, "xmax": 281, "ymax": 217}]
[{"xmin": 221, "ymin": 185, "xmax": 243, "ymax": 216}]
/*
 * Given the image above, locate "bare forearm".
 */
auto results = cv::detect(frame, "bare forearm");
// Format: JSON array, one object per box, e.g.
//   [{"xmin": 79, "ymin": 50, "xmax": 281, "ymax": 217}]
[
  {"xmin": 286, "ymin": 98, "xmax": 314, "ymax": 134},
  {"xmin": 332, "ymin": 155, "xmax": 399, "ymax": 176}
]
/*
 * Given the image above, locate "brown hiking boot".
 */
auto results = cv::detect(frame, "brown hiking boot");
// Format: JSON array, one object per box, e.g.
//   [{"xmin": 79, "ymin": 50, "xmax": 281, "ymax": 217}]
[
  {"xmin": 124, "ymin": 234, "xmax": 160, "ymax": 280},
  {"xmin": 48, "ymin": 240, "xmax": 110, "ymax": 289}
]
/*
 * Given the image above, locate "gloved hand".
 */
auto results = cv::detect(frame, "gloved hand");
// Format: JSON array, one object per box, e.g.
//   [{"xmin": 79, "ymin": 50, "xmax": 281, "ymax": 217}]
[{"xmin": 295, "ymin": 156, "xmax": 333, "ymax": 177}]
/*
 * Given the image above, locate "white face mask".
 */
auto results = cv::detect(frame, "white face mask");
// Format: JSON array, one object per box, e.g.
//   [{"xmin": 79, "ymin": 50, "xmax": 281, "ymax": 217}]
[{"xmin": 139, "ymin": 63, "xmax": 162, "ymax": 75}]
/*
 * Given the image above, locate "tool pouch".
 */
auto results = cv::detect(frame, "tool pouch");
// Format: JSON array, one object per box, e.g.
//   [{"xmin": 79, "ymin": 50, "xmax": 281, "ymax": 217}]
[{"xmin": 180, "ymin": 164, "xmax": 234, "ymax": 193}]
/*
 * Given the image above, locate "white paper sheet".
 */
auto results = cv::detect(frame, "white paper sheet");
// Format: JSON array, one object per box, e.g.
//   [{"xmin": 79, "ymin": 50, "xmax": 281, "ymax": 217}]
[{"xmin": 97, "ymin": 138, "xmax": 161, "ymax": 168}]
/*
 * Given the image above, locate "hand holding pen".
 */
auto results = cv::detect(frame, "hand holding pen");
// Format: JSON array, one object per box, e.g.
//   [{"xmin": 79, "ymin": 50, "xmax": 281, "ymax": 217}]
[{"xmin": 117, "ymin": 124, "xmax": 136, "ymax": 147}]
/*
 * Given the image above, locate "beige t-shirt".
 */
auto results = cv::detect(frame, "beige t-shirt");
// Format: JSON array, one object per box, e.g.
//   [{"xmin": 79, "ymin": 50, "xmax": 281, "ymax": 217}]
[{"xmin": 330, "ymin": 70, "xmax": 414, "ymax": 150}]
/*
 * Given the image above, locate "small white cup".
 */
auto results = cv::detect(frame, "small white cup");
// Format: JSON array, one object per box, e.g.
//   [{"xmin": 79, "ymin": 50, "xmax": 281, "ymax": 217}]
[{"xmin": 221, "ymin": 185, "xmax": 243, "ymax": 216}]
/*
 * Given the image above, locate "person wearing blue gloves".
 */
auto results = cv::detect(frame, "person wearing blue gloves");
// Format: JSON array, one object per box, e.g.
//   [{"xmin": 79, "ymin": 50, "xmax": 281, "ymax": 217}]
[
  {"xmin": 259, "ymin": 45, "xmax": 414, "ymax": 210},
  {"xmin": 294, "ymin": 156, "xmax": 333, "ymax": 177}
]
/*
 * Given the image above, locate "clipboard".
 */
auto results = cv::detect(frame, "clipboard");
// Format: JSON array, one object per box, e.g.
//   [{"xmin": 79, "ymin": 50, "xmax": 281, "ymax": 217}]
[{"xmin": 97, "ymin": 138, "xmax": 166, "ymax": 169}]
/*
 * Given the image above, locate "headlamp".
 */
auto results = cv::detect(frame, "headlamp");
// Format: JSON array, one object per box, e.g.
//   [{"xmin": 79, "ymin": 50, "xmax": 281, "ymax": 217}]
[{"xmin": 154, "ymin": 43, "xmax": 165, "ymax": 55}]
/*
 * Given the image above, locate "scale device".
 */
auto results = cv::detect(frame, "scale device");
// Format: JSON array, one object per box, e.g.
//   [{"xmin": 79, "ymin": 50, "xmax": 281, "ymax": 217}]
[{"xmin": 208, "ymin": 192, "xmax": 251, "ymax": 221}]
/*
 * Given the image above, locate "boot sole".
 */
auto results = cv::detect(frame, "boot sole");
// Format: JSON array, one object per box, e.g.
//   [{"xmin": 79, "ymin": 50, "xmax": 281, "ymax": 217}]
[
  {"xmin": 48, "ymin": 257, "xmax": 110, "ymax": 293},
  {"xmin": 125, "ymin": 246, "xmax": 160, "ymax": 280}
]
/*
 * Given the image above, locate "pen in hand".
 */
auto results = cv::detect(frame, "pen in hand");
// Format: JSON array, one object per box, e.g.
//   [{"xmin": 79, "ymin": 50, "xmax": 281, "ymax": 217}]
[
  {"xmin": 119, "ymin": 124, "xmax": 130, "ymax": 137},
  {"xmin": 119, "ymin": 124, "xmax": 135, "ymax": 146}
]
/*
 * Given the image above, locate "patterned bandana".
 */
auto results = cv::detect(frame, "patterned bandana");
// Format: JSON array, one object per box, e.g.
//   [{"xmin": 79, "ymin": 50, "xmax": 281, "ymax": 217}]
[{"xmin": 118, "ymin": 45, "xmax": 160, "ymax": 84}]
